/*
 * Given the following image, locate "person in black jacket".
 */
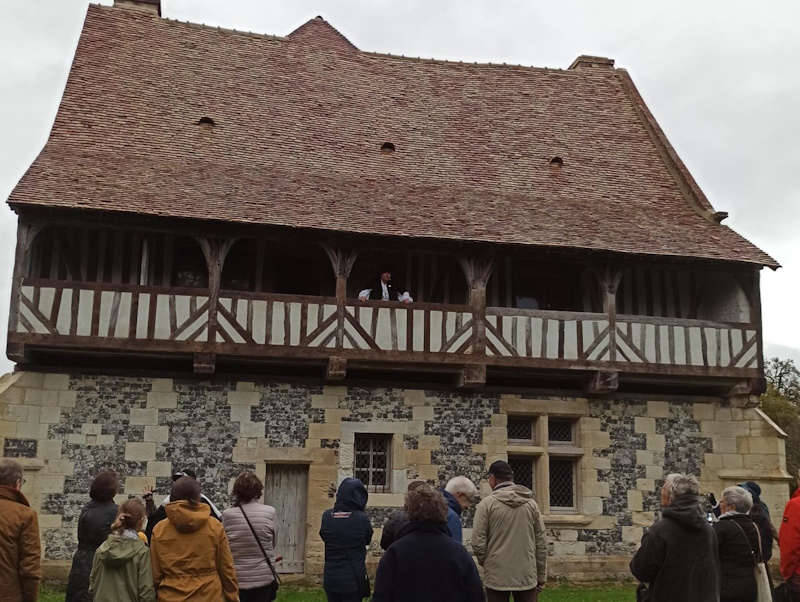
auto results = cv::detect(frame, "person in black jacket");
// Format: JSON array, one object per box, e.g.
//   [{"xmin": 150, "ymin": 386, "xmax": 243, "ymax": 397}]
[
  {"xmin": 630, "ymin": 472, "xmax": 720, "ymax": 602},
  {"xmin": 372, "ymin": 484, "xmax": 484, "ymax": 602},
  {"xmin": 740, "ymin": 481, "xmax": 777, "ymax": 563},
  {"xmin": 65, "ymin": 469, "xmax": 120, "ymax": 602},
  {"xmin": 358, "ymin": 268, "xmax": 413, "ymax": 303},
  {"xmin": 713, "ymin": 486, "xmax": 761, "ymax": 602},
  {"xmin": 320, "ymin": 478, "xmax": 374, "ymax": 602},
  {"xmin": 379, "ymin": 479, "xmax": 425, "ymax": 550}
]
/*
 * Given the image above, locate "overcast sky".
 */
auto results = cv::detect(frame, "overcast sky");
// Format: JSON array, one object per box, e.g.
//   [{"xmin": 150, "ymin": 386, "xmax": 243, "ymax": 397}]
[{"xmin": 1, "ymin": 0, "xmax": 798, "ymax": 374}]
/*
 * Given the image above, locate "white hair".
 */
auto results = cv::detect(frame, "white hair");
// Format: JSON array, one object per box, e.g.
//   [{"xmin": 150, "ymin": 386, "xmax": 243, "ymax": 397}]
[
  {"xmin": 722, "ymin": 486, "xmax": 753, "ymax": 514},
  {"xmin": 663, "ymin": 473, "xmax": 699, "ymax": 501},
  {"xmin": 445, "ymin": 476, "xmax": 478, "ymax": 498}
]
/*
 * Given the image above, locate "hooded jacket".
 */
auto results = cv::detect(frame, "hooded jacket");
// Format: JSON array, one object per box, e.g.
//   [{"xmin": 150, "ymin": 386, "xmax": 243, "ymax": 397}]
[
  {"xmin": 89, "ymin": 534, "xmax": 155, "ymax": 602},
  {"xmin": 372, "ymin": 523, "xmax": 484, "ymax": 602},
  {"xmin": 441, "ymin": 490, "xmax": 463, "ymax": 543},
  {"xmin": 780, "ymin": 488, "xmax": 800, "ymax": 580},
  {"xmin": 150, "ymin": 501, "xmax": 238, "ymax": 602},
  {"xmin": 65, "ymin": 499, "xmax": 118, "ymax": 602},
  {"xmin": 472, "ymin": 482, "xmax": 547, "ymax": 591},
  {"xmin": 319, "ymin": 478, "xmax": 373, "ymax": 595},
  {"xmin": 0, "ymin": 486, "xmax": 41, "ymax": 602},
  {"xmin": 630, "ymin": 495, "xmax": 720, "ymax": 602}
]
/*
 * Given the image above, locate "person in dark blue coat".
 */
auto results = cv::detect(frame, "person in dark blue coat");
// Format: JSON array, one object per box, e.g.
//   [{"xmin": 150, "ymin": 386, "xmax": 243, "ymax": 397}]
[
  {"xmin": 320, "ymin": 478, "xmax": 374, "ymax": 602},
  {"xmin": 372, "ymin": 484, "xmax": 485, "ymax": 602},
  {"xmin": 441, "ymin": 475, "xmax": 478, "ymax": 544}
]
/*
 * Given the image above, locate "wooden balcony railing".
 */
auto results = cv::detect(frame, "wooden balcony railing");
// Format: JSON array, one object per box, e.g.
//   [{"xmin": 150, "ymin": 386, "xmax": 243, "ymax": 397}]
[{"xmin": 11, "ymin": 280, "xmax": 760, "ymax": 382}]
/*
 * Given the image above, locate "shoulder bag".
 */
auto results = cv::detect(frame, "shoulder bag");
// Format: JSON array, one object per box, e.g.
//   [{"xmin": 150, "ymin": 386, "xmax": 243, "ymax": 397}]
[
  {"xmin": 635, "ymin": 582, "xmax": 650, "ymax": 602},
  {"xmin": 731, "ymin": 519, "xmax": 771, "ymax": 602},
  {"xmin": 240, "ymin": 504, "xmax": 281, "ymax": 601}
]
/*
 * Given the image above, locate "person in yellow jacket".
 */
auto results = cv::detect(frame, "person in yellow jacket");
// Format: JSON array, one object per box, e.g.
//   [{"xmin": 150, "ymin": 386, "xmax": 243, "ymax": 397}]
[
  {"xmin": 150, "ymin": 476, "xmax": 238, "ymax": 601},
  {"xmin": 89, "ymin": 498, "xmax": 155, "ymax": 602}
]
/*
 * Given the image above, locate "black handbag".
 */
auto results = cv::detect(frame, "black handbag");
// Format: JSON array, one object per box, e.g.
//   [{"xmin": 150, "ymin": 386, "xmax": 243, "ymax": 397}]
[
  {"xmin": 636, "ymin": 582, "xmax": 650, "ymax": 602},
  {"xmin": 239, "ymin": 505, "xmax": 281, "ymax": 601}
]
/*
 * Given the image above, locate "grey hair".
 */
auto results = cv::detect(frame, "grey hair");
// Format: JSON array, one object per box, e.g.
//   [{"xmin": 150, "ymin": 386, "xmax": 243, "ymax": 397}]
[
  {"xmin": 662, "ymin": 473, "xmax": 699, "ymax": 501},
  {"xmin": 445, "ymin": 476, "xmax": 478, "ymax": 499},
  {"xmin": 0, "ymin": 459, "xmax": 23, "ymax": 487},
  {"xmin": 722, "ymin": 486, "xmax": 753, "ymax": 514}
]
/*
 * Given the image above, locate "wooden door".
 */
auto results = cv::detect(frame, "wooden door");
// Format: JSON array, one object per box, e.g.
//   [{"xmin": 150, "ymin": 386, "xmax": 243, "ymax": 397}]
[{"xmin": 264, "ymin": 464, "xmax": 308, "ymax": 573}]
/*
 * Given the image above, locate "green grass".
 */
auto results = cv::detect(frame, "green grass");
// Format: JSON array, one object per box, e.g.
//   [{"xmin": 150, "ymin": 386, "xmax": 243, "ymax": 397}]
[{"xmin": 40, "ymin": 584, "xmax": 635, "ymax": 601}]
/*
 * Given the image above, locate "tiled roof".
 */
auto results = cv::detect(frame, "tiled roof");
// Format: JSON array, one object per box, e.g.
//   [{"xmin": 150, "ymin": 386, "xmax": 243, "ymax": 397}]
[{"xmin": 8, "ymin": 5, "xmax": 777, "ymax": 268}]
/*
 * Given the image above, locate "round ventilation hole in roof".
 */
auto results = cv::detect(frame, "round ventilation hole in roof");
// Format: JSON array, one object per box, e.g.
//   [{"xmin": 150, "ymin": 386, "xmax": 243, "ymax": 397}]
[
  {"xmin": 550, "ymin": 156, "xmax": 564, "ymax": 167},
  {"xmin": 197, "ymin": 117, "xmax": 215, "ymax": 127},
  {"xmin": 381, "ymin": 142, "xmax": 396, "ymax": 153}
]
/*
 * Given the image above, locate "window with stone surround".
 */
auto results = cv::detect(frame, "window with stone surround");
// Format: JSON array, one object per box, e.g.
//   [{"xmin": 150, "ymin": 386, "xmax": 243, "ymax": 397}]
[
  {"xmin": 505, "ymin": 415, "xmax": 581, "ymax": 513},
  {"xmin": 354, "ymin": 433, "xmax": 392, "ymax": 493}
]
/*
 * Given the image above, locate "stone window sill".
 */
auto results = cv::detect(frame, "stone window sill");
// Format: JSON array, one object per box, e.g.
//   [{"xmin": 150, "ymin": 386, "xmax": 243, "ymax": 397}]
[{"xmin": 543, "ymin": 514, "xmax": 593, "ymax": 527}]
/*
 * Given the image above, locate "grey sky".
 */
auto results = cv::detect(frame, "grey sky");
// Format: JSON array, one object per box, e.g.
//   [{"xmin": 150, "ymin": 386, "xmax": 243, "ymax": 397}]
[{"xmin": 1, "ymin": 0, "xmax": 798, "ymax": 374}]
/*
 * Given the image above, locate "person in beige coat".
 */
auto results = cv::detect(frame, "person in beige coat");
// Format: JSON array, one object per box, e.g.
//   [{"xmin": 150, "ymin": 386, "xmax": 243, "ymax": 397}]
[
  {"xmin": 222, "ymin": 472, "xmax": 279, "ymax": 602},
  {"xmin": 472, "ymin": 461, "xmax": 548, "ymax": 602}
]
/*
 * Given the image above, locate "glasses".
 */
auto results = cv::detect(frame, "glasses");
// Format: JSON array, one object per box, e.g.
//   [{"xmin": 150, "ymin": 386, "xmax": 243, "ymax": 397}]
[{"xmin": 18, "ymin": 478, "xmax": 26, "ymax": 486}]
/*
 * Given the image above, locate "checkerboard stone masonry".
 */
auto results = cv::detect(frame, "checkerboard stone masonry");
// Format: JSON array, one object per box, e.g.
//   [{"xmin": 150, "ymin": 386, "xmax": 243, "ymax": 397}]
[{"xmin": 0, "ymin": 371, "xmax": 789, "ymax": 581}]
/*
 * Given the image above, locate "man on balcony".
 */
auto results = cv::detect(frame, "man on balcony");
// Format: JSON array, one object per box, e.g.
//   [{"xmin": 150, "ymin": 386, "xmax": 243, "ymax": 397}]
[{"xmin": 358, "ymin": 267, "xmax": 413, "ymax": 303}]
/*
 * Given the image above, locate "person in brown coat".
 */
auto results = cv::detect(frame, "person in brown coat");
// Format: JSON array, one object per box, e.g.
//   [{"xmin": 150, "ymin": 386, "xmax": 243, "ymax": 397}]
[
  {"xmin": 0, "ymin": 459, "xmax": 41, "ymax": 602},
  {"xmin": 150, "ymin": 476, "xmax": 238, "ymax": 601}
]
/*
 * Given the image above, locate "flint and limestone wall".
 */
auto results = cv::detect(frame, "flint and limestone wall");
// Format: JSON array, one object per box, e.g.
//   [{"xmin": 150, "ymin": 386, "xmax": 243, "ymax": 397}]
[{"xmin": 0, "ymin": 371, "xmax": 789, "ymax": 581}]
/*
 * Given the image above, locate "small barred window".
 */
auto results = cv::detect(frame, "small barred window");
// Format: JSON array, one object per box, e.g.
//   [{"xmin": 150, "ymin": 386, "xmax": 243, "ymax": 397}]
[{"xmin": 354, "ymin": 433, "xmax": 392, "ymax": 492}]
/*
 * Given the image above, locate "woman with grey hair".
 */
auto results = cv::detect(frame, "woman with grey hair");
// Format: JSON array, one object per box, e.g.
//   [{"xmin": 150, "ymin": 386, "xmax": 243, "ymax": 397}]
[
  {"xmin": 713, "ymin": 485, "xmax": 761, "ymax": 602},
  {"xmin": 630, "ymin": 473, "xmax": 720, "ymax": 601}
]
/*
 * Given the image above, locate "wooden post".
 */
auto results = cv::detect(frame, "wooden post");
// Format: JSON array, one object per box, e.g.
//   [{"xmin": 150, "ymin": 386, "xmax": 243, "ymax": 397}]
[
  {"xmin": 196, "ymin": 237, "xmax": 236, "ymax": 372},
  {"xmin": 595, "ymin": 267, "xmax": 622, "ymax": 363},
  {"xmin": 457, "ymin": 256, "xmax": 494, "ymax": 387},
  {"xmin": 323, "ymin": 246, "xmax": 358, "ymax": 352},
  {"xmin": 7, "ymin": 220, "xmax": 43, "ymax": 340}
]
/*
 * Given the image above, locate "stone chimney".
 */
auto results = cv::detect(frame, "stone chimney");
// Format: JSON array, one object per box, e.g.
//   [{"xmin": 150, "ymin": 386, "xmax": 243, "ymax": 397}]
[
  {"xmin": 114, "ymin": 0, "xmax": 161, "ymax": 16},
  {"xmin": 568, "ymin": 55, "xmax": 615, "ymax": 71}
]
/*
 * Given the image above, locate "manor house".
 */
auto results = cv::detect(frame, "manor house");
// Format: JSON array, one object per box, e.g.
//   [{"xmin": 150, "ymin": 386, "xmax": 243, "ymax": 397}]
[{"xmin": 0, "ymin": 0, "xmax": 788, "ymax": 579}]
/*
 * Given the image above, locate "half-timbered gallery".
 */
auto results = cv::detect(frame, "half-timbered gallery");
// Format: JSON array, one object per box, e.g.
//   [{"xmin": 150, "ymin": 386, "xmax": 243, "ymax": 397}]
[{"xmin": 1, "ymin": 0, "xmax": 789, "ymax": 580}]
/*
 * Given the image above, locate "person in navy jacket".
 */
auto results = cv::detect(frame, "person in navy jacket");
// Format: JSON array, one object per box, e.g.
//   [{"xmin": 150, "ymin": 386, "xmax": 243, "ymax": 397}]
[{"xmin": 320, "ymin": 478, "xmax": 373, "ymax": 602}]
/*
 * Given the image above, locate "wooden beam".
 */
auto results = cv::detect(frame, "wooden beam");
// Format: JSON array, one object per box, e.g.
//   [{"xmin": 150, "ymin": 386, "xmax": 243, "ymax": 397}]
[
  {"xmin": 7, "ymin": 342, "xmax": 29, "ymax": 365},
  {"xmin": 322, "ymin": 246, "xmax": 359, "ymax": 349},
  {"xmin": 197, "ymin": 237, "xmax": 237, "ymax": 342},
  {"xmin": 594, "ymin": 267, "xmax": 622, "ymax": 362},
  {"xmin": 326, "ymin": 357, "xmax": 347, "ymax": 380},
  {"xmin": 456, "ymin": 364, "xmax": 486, "ymax": 388},
  {"xmin": 585, "ymin": 370, "xmax": 619, "ymax": 395},
  {"xmin": 458, "ymin": 256, "xmax": 494, "ymax": 356},
  {"xmin": 723, "ymin": 377, "xmax": 766, "ymax": 398},
  {"xmin": 193, "ymin": 352, "xmax": 215, "ymax": 374},
  {"xmin": 7, "ymin": 221, "xmax": 44, "ymax": 340}
]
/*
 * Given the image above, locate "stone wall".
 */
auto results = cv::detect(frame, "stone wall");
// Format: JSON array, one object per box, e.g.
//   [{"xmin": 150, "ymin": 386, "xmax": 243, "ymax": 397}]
[{"xmin": 0, "ymin": 371, "xmax": 790, "ymax": 581}]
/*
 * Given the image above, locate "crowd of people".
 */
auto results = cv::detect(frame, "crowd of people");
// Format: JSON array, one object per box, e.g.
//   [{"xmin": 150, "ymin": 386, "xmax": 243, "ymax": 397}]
[
  {"xmin": 4, "ymin": 455, "xmax": 800, "ymax": 602},
  {"xmin": 629, "ymin": 473, "xmax": 796, "ymax": 602}
]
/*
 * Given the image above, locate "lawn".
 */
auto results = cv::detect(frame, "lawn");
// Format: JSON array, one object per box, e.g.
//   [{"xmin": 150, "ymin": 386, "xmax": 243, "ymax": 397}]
[{"xmin": 40, "ymin": 584, "xmax": 636, "ymax": 601}]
